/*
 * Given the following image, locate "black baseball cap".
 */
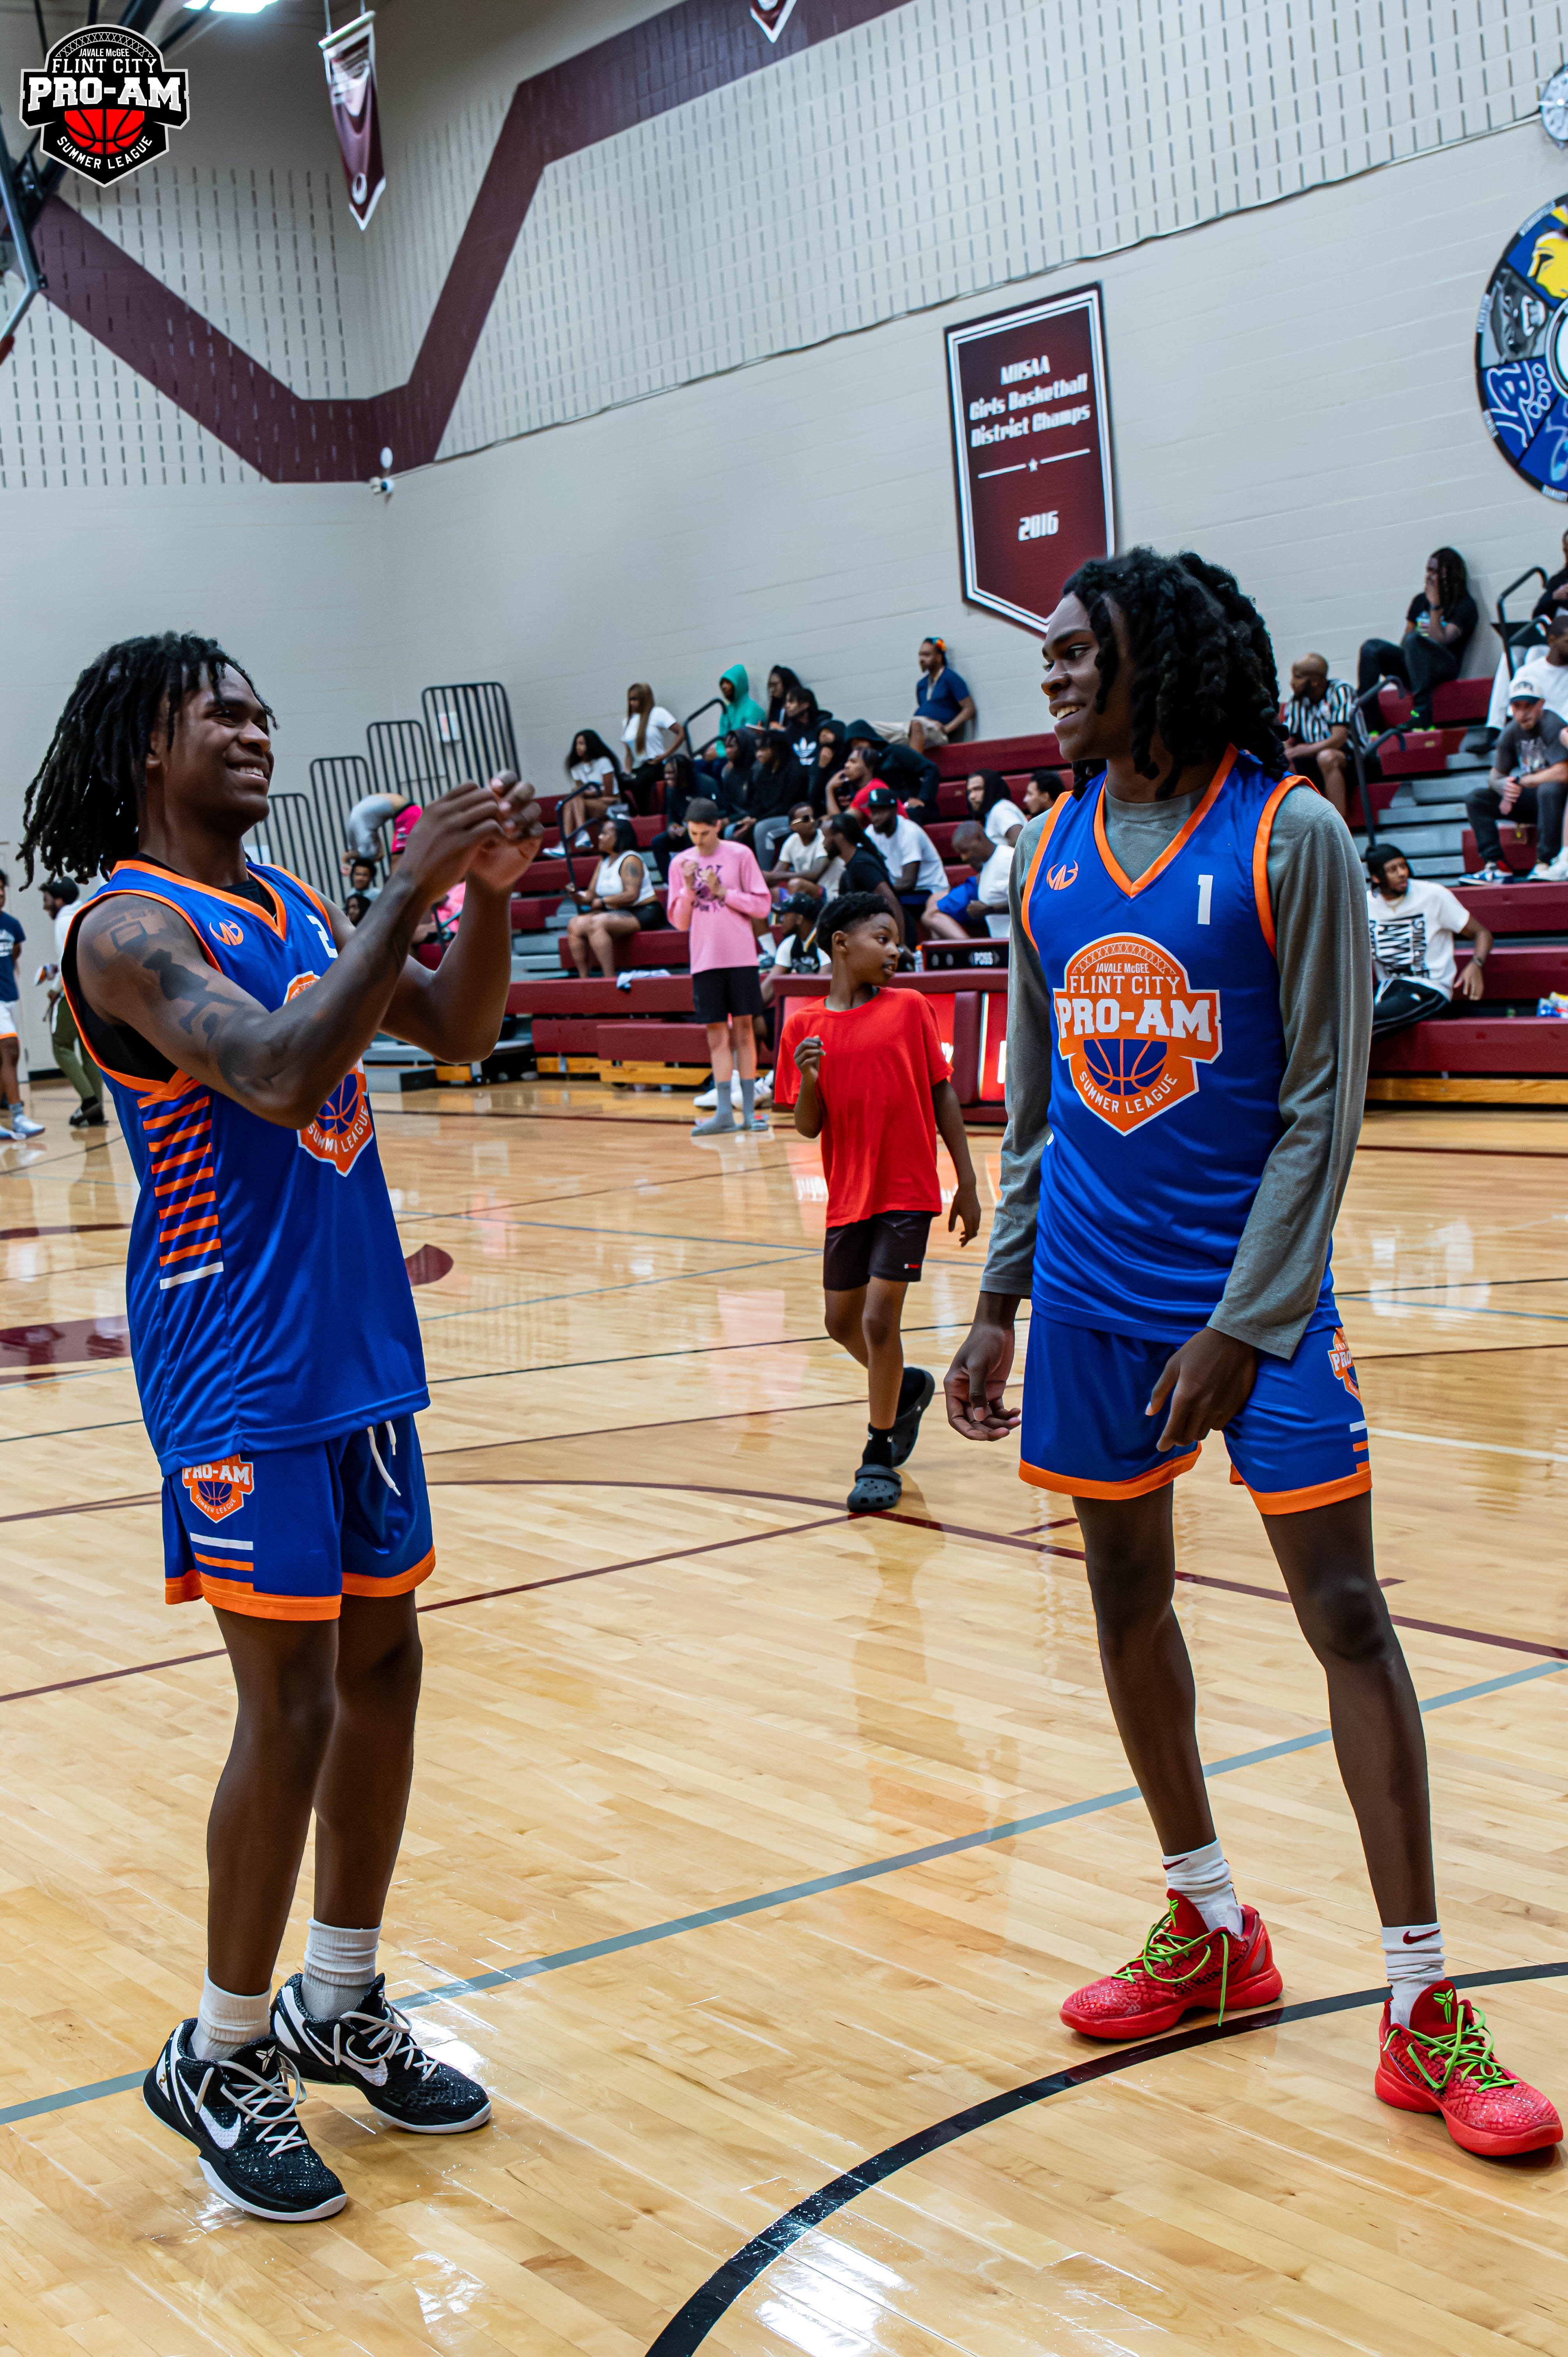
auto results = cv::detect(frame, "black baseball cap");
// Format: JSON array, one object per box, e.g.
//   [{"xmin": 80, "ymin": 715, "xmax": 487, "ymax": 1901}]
[{"xmin": 865, "ymin": 786, "xmax": 898, "ymax": 811}]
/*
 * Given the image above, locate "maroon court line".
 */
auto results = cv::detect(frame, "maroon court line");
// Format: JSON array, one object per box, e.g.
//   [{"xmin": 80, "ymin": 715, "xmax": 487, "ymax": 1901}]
[
  {"xmin": 32, "ymin": 0, "xmax": 911, "ymax": 481},
  {"xmin": 0, "ymin": 1223, "xmax": 130, "ymax": 1242},
  {"xmin": 1356, "ymin": 1144, "xmax": 1568, "ymax": 1161}
]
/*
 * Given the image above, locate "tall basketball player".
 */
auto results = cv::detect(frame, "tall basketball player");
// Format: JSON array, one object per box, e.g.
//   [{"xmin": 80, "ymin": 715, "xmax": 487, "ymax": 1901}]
[
  {"xmin": 21, "ymin": 636, "xmax": 543, "ymax": 2220},
  {"xmin": 944, "ymin": 551, "xmax": 1559, "ymax": 2159}
]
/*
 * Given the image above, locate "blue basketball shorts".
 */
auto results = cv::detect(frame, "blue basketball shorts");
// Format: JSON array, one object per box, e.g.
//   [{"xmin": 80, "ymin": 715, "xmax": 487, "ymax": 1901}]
[
  {"xmin": 162, "ymin": 1415, "xmax": 434, "ymax": 1619},
  {"xmin": 1019, "ymin": 1315, "xmax": 1370, "ymax": 1514}
]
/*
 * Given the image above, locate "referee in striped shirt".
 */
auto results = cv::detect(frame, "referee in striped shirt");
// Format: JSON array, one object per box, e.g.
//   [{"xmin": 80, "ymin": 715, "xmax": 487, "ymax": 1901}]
[{"xmin": 1281, "ymin": 653, "xmax": 1363, "ymax": 818}]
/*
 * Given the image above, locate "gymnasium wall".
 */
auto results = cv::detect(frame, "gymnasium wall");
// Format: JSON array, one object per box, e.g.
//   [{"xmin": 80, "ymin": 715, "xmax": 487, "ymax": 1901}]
[{"xmin": 2, "ymin": 0, "xmax": 1567, "ymax": 1035}]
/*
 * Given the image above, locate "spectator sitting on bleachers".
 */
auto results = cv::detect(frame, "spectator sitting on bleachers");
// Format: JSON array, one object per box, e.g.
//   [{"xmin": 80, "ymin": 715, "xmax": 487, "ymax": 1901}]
[
  {"xmin": 922, "ymin": 820, "xmax": 1012, "ymax": 942},
  {"xmin": 875, "ymin": 736, "xmax": 942, "ymax": 827},
  {"xmin": 819, "ymin": 811, "xmax": 903, "ymax": 931},
  {"xmin": 968, "ymin": 768, "xmax": 1025, "ymax": 849},
  {"xmin": 649, "ymin": 751, "xmax": 703, "ymax": 877},
  {"xmin": 712, "ymin": 725, "xmax": 756, "ymax": 833},
  {"xmin": 908, "ymin": 636, "xmax": 976, "ymax": 751},
  {"xmin": 810, "ymin": 721, "xmax": 847, "ymax": 814},
  {"xmin": 1464, "ymin": 687, "xmax": 1568, "ymax": 883},
  {"xmin": 823, "ymin": 729, "xmax": 881, "ymax": 816},
  {"xmin": 730, "ymin": 727, "xmax": 810, "ymax": 870},
  {"xmin": 565, "ymin": 815, "xmax": 661, "ymax": 984},
  {"xmin": 1025, "ymin": 768, "xmax": 1067, "ymax": 818},
  {"xmin": 346, "ymin": 855, "xmax": 380, "ymax": 901},
  {"xmin": 343, "ymin": 891, "xmax": 371, "ymax": 927},
  {"xmin": 1479, "ymin": 528, "xmax": 1568, "ymax": 742},
  {"xmin": 716, "ymin": 663, "xmax": 765, "ymax": 745},
  {"xmin": 622, "ymin": 684, "xmax": 686, "ymax": 811},
  {"xmin": 1281, "ymin": 654, "xmax": 1360, "ymax": 817},
  {"xmin": 766, "ymin": 803, "xmax": 832, "ymax": 893},
  {"xmin": 1367, "ymin": 843, "xmax": 1490, "ymax": 1035},
  {"xmin": 1357, "ymin": 548, "xmax": 1477, "ymax": 727},
  {"xmin": 760, "ymin": 894, "xmax": 831, "ymax": 1007},
  {"xmin": 784, "ymin": 684, "xmax": 830, "ymax": 767},
  {"xmin": 1480, "ymin": 610, "xmax": 1568, "ymax": 742},
  {"xmin": 865, "ymin": 785, "xmax": 948, "ymax": 935},
  {"xmin": 558, "ymin": 728, "xmax": 625, "ymax": 850},
  {"xmin": 765, "ymin": 664, "xmax": 806, "ymax": 725}
]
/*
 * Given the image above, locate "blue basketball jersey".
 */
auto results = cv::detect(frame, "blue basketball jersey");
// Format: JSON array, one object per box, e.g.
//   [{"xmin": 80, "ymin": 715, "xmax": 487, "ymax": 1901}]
[
  {"xmin": 64, "ymin": 858, "xmax": 427, "ymax": 1473},
  {"xmin": 1021, "ymin": 749, "xmax": 1337, "ymax": 1340}
]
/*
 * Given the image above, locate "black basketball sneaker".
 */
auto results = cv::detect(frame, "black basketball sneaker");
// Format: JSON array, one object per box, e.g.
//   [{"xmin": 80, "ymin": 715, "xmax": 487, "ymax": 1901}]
[
  {"xmin": 143, "ymin": 2022, "xmax": 346, "ymax": 2221},
  {"xmin": 271, "ymin": 1974, "xmax": 492, "ymax": 2133}
]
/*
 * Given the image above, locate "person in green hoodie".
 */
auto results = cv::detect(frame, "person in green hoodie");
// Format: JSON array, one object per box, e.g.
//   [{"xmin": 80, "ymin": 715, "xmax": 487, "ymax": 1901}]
[{"xmin": 716, "ymin": 664, "xmax": 765, "ymax": 745}]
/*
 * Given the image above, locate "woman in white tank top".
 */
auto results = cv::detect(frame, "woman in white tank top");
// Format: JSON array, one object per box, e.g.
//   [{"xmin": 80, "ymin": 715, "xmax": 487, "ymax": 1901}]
[{"xmin": 566, "ymin": 816, "xmax": 661, "ymax": 979}]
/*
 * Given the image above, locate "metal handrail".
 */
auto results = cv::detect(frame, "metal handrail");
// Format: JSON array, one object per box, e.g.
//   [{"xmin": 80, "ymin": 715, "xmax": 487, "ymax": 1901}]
[{"xmin": 683, "ymin": 693, "xmax": 725, "ymax": 756}]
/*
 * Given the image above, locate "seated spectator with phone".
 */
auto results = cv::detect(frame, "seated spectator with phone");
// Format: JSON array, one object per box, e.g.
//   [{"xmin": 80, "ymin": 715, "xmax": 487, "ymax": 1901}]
[{"xmin": 1464, "ymin": 687, "xmax": 1568, "ymax": 883}]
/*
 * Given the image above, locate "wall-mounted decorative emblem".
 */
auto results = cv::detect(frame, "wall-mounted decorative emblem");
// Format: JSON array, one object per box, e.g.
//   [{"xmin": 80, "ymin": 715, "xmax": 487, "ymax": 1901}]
[
  {"xmin": 18, "ymin": 24, "xmax": 187, "ymax": 186},
  {"xmin": 1477, "ymin": 197, "xmax": 1568, "ymax": 502}
]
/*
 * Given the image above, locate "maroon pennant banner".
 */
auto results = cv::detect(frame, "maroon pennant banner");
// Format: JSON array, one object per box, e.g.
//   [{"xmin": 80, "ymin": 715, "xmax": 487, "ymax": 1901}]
[
  {"xmin": 320, "ymin": 10, "xmax": 385, "ymax": 230},
  {"xmin": 750, "ymin": 1, "xmax": 800, "ymax": 38}
]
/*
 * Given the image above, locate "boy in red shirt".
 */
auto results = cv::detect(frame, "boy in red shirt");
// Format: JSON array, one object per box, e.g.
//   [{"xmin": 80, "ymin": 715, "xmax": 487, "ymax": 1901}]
[{"xmin": 775, "ymin": 892, "xmax": 982, "ymax": 1512}]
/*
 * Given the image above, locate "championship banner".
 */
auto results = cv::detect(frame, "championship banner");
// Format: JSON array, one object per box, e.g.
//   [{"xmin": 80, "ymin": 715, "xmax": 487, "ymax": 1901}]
[
  {"xmin": 320, "ymin": 11, "xmax": 385, "ymax": 231},
  {"xmin": 946, "ymin": 286, "xmax": 1116, "ymax": 637}
]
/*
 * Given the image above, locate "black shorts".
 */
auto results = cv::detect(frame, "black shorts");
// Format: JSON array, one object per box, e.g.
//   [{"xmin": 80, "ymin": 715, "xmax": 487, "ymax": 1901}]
[
  {"xmin": 823, "ymin": 1210, "xmax": 933, "ymax": 1292},
  {"xmin": 692, "ymin": 964, "xmax": 765, "ymax": 1024},
  {"xmin": 631, "ymin": 898, "xmax": 662, "ymax": 928}
]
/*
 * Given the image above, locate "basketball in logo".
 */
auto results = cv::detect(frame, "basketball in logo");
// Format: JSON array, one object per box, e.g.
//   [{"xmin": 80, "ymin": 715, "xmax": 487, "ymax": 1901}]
[
  {"xmin": 62, "ymin": 105, "xmax": 145, "ymax": 156},
  {"xmin": 287, "ymin": 970, "xmax": 375, "ymax": 1173},
  {"xmin": 182, "ymin": 1460, "xmax": 254, "ymax": 1523},
  {"xmin": 1055, "ymin": 934, "xmax": 1222, "ymax": 1134}
]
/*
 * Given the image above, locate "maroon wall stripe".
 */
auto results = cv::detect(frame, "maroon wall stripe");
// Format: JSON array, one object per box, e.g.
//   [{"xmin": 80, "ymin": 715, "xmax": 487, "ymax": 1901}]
[{"xmin": 31, "ymin": 0, "xmax": 912, "ymax": 484}]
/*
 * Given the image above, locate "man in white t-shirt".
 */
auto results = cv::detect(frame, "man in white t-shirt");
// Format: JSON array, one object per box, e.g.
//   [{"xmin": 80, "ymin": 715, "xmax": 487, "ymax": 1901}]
[
  {"xmin": 1365, "ymin": 843, "xmax": 1492, "ymax": 1037},
  {"xmin": 766, "ymin": 804, "xmax": 831, "ymax": 892},
  {"xmin": 865, "ymin": 785, "xmax": 948, "ymax": 933}
]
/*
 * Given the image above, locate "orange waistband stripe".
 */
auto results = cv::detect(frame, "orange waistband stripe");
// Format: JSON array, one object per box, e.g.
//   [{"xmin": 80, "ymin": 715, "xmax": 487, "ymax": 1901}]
[{"xmin": 1019, "ymin": 1449, "xmax": 1201, "ymax": 1499}]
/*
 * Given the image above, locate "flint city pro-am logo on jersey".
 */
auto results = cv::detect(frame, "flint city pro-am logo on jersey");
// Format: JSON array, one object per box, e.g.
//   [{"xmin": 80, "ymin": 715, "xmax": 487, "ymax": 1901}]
[
  {"xmin": 285, "ymin": 972, "xmax": 375, "ymax": 1174},
  {"xmin": 1328, "ymin": 1327, "xmax": 1362, "ymax": 1402},
  {"xmin": 19, "ymin": 25, "xmax": 188, "ymax": 185},
  {"xmin": 183, "ymin": 1460, "xmax": 254, "ymax": 1524},
  {"xmin": 1054, "ymin": 934, "xmax": 1220, "ymax": 1133},
  {"xmin": 749, "ymin": 0, "xmax": 799, "ymax": 39}
]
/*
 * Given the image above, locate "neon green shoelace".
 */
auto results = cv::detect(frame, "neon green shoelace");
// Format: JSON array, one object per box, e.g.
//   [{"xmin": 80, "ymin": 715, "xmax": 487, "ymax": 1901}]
[
  {"xmin": 1398, "ymin": 1989, "xmax": 1513, "ymax": 2094},
  {"xmin": 1113, "ymin": 1900, "xmax": 1233, "ymax": 2024}
]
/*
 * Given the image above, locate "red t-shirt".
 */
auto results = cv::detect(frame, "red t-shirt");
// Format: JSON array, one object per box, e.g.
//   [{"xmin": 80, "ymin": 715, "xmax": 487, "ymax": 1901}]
[{"xmin": 774, "ymin": 987, "xmax": 948, "ymax": 1227}]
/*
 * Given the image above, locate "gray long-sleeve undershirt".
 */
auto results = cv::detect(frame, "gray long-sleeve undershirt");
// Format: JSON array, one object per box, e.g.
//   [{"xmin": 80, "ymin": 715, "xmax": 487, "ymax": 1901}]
[{"xmin": 980, "ymin": 783, "xmax": 1371, "ymax": 1359}]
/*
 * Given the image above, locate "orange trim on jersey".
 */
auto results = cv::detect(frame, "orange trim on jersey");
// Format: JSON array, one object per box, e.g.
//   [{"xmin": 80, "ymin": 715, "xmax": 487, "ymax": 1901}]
[
  {"xmin": 1017, "ymin": 792, "xmax": 1076, "ymax": 955},
  {"xmin": 1093, "ymin": 745, "xmax": 1237, "ymax": 898},
  {"xmin": 166, "ymin": 1571, "xmax": 204, "ymax": 1606},
  {"xmin": 1243, "ymin": 1466, "xmax": 1372, "ymax": 1516},
  {"xmin": 150, "ymin": 1143, "xmax": 211, "ymax": 1178},
  {"xmin": 111, "ymin": 858, "xmax": 288, "ymax": 940},
  {"xmin": 142, "ymin": 1092, "xmax": 204, "ymax": 1130},
  {"xmin": 160, "ymin": 1215, "xmax": 222, "ymax": 1244},
  {"xmin": 154, "ymin": 1165, "xmax": 215, "ymax": 1196},
  {"xmin": 157, "ymin": 1190, "xmax": 217, "ymax": 1219},
  {"xmin": 341, "ymin": 1546, "xmax": 436, "ymax": 1599},
  {"xmin": 159, "ymin": 1237, "xmax": 223, "ymax": 1266},
  {"xmin": 259, "ymin": 862, "xmax": 337, "ymax": 936},
  {"xmin": 1251, "ymin": 775, "xmax": 1313, "ymax": 954},
  {"xmin": 1020, "ymin": 1447, "xmax": 1202, "ymax": 1499},
  {"xmin": 58, "ymin": 893, "xmax": 217, "ymax": 1093},
  {"xmin": 149, "ymin": 1122, "xmax": 211, "ymax": 1158},
  {"xmin": 190, "ymin": 1574, "xmax": 341, "ymax": 1622}
]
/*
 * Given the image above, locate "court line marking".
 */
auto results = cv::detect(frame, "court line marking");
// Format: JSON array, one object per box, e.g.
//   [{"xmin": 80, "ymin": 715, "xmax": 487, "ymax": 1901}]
[
  {"xmin": 1366, "ymin": 1424, "xmax": 1568, "ymax": 1467},
  {"xmin": 417, "ymin": 1248, "xmax": 819, "ymax": 1323},
  {"xmin": 0, "ymin": 1656, "xmax": 1559, "ymax": 2133},
  {"xmin": 640, "ymin": 1959, "xmax": 1568, "ymax": 2357}
]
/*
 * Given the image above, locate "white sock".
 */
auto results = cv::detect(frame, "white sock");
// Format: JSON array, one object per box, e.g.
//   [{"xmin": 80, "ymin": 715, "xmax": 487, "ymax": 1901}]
[
  {"xmin": 1162, "ymin": 1839, "xmax": 1243, "ymax": 1938},
  {"xmin": 1382, "ymin": 1922, "xmax": 1445, "ymax": 2027},
  {"xmin": 300, "ymin": 1918, "xmax": 380, "ymax": 2020},
  {"xmin": 192, "ymin": 1975, "xmax": 272, "ymax": 2063}
]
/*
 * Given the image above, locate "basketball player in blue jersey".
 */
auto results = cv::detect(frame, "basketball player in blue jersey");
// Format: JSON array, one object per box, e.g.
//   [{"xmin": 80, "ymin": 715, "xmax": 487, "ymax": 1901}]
[
  {"xmin": 20, "ymin": 634, "xmax": 545, "ymax": 2221},
  {"xmin": 944, "ymin": 552, "xmax": 1559, "ymax": 2160}
]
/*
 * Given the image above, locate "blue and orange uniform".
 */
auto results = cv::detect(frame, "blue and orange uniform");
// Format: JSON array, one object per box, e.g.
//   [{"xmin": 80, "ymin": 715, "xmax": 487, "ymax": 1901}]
[
  {"xmin": 63, "ymin": 857, "xmax": 433, "ymax": 1618},
  {"xmin": 1017, "ymin": 748, "xmax": 1368, "ymax": 1512}
]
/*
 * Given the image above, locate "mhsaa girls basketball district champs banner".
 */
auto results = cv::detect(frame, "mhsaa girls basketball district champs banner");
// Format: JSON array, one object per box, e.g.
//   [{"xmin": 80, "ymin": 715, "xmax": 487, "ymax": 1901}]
[{"xmin": 946, "ymin": 286, "xmax": 1116, "ymax": 636}]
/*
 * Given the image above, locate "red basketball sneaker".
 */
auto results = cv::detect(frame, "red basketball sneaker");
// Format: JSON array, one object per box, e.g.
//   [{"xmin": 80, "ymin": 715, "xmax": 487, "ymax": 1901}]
[
  {"xmin": 1376, "ymin": 1983, "xmax": 1562, "ymax": 2158},
  {"xmin": 1060, "ymin": 1894, "xmax": 1283, "ymax": 2040}
]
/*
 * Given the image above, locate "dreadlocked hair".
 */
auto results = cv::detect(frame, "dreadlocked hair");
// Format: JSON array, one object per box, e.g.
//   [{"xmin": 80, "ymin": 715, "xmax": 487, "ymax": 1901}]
[
  {"xmin": 1430, "ymin": 546, "xmax": 1467, "ymax": 612},
  {"xmin": 1064, "ymin": 547, "xmax": 1285, "ymax": 795},
  {"xmin": 19, "ymin": 632, "xmax": 271, "ymax": 885}
]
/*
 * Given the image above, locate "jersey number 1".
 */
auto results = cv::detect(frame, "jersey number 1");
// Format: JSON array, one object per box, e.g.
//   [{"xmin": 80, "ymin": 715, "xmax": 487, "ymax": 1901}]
[{"xmin": 1197, "ymin": 873, "xmax": 1213, "ymax": 926}]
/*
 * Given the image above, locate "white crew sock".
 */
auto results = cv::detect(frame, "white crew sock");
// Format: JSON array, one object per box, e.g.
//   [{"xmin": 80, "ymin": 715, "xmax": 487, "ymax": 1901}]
[
  {"xmin": 1382, "ymin": 1922, "xmax": 1446, "ymax": 2027},
  {"xmin": 300, "ymin": 1919, "xmax": 380, "ymax": 2020},
  {"xmin": 192, "ymin": 1975, "xmax": 272, "ymax": 2063},
  {"xmin": 1162, "ymin": 1839, "xmax": 1243, "ymax": 1939}
]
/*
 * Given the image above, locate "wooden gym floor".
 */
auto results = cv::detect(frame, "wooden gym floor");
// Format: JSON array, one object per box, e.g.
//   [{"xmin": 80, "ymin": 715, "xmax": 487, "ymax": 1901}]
[{"xmin": 1, "ymin": 1080, "xmax": 1566, "ymax": 2354}]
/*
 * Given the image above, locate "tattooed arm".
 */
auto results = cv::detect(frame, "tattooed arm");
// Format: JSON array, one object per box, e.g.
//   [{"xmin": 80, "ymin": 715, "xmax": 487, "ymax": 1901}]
[{"xmin": 74, "ymin": 779, "xmax": 542, "ymax": 1128}]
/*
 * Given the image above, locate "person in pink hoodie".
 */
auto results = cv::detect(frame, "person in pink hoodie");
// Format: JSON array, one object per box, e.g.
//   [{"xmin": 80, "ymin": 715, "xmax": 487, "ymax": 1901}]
[{"xmin": 667, "ymin": 799, "xmax": 773, "ymax": 1134}]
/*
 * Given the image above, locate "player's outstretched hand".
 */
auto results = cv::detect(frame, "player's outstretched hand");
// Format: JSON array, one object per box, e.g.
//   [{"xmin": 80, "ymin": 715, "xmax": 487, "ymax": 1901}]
[
  {"xmin": 1146, "ymin": 1327, "xmax": 1257, "ymax": 1452},
  {"xmin": 944, "ymin": 1300, "xmax": 1021, "ymax": 1440},
  {"xmin": 948, "ymin": 1180, "xmax": 982, "ymax": 1246}
]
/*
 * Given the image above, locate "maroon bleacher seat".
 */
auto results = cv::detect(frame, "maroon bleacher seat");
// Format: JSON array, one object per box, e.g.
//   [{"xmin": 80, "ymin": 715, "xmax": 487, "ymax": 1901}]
[
  {"xmin": 1456, "ymin": 943, "xmax": 1568, "ymax": 999},
  {"xmin": 1375, "ymin": 730, "xmax": 1463, "ymax": 779},
  {"xmin": 531, "ymin": 1016, "xmax": 602, "ymax": 1057},
  {"xmin": 1460, "ymin": 825, "xmax": 1536, "ymax": 875},
  {"xmin": 557, "ymin": 928, "xmax": 689, "ymax": 971},
  {"xmin": 597, "ymin": 1020, "xmax": 773, "ymax": 1069},
  {"xmin": 1452, "ymin": 880, "xmax": 1568, "ymax": 934},
  {"xmin": 510, "ymin": 975, "xmax": 694, "ymax": 1016},
  {"xmin": 1431, "ymin": 677, "xmax": 1492, "ymax": 727},
  {"xmin": 1370, "ymin": 1016, "xmax": 1568, "ymax": 1076},
  {"xmin": 928, "ymin": 732, "xmax": 1062, "ymax": 779}
]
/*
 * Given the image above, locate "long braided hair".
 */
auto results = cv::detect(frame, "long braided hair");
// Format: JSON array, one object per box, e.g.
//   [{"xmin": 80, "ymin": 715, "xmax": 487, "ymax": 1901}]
[
  {"xmin": 20, "ymin": 633, "xmax": 271, "ymax": 884},
  {"xmin": 1063, "ymin": 548, "xmax": 1284, "ymax": 794}
]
